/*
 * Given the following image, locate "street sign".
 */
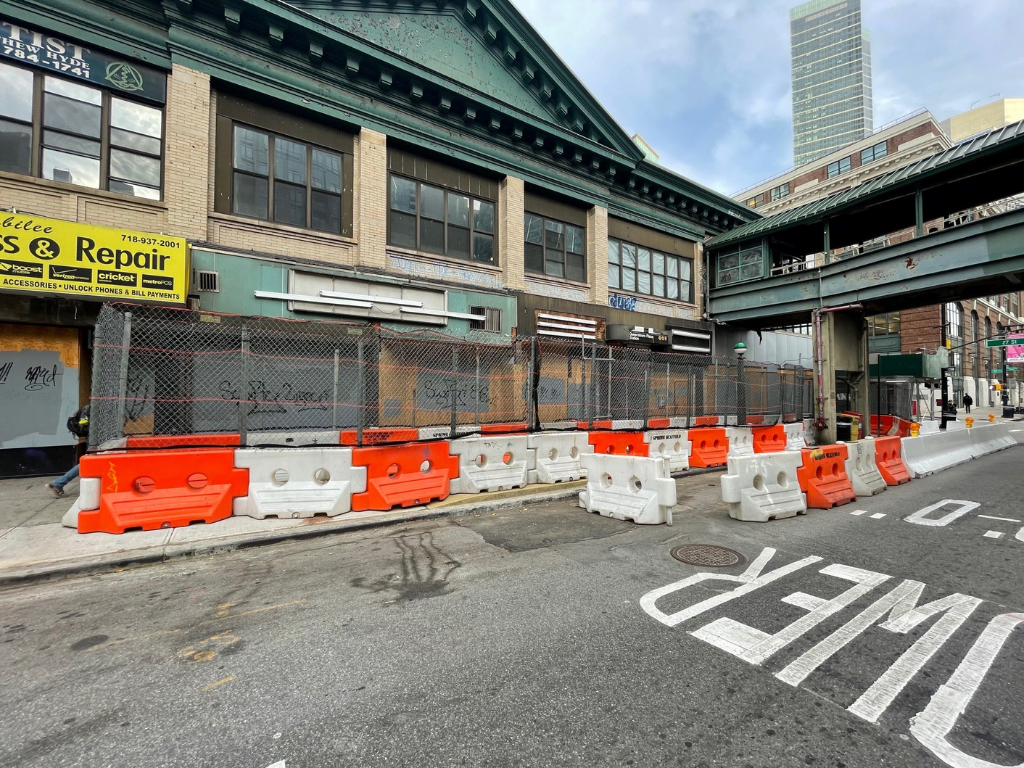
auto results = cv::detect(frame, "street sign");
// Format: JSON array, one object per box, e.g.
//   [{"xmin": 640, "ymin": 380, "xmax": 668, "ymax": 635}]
[
  {"xmin": 986, "ymin": 338, "xmax": 1017, "ymax": 347},
  {"xmin": 992, "ymin": 369, "xmax": 1003, "ymax": 374}
]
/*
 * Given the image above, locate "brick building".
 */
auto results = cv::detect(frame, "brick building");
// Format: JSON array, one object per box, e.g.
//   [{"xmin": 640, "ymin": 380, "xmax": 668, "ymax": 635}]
[{"xmin": 0, "ymin": 1, "xmax": 754, "ymax": 476}]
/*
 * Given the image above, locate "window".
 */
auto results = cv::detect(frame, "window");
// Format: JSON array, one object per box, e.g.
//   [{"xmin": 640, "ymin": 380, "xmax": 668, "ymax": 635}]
[
  {"xmin": 869, "ymin": 312, "xmax": 901, "ymax": 336},
  {"xmin": 230, "ymin": 125, "xmax": 343, "ymax": 233},
  {"xmin": 860, "ymin": 141, "xmax": 888, "ymax": 165},
  {"xmin": 717, "ymin": 244, "xmax": 764, "ymax": 286},
  {"xmin": 945, "ymin": 302, "xmax": 963, "ymax": 339},
  {"xmin": 608, "ymin": 238, "xmax": 692, "ymax": 301},
  {"xmin": 744, "ymin": 196, "xmax": 760, "ymax": 208},
  {"xmin": 827, "ymin": 156, "xmax": 852, "ymax": 178},
  {"xmin": 0, "ymin": 60, "xmax": 163, "ymax": 198},
  {"xmin": 469, "ymin": 306, "xmax": 502, "ymax": 332},
  {"xmin": 389, "ymin": 174, "xmax": 495, "ymax": 264},
  {"xmin": 524, "ymin": 213, "xmax": 585, "ymax": 281},
  {"xmin": 770, "ymin": 182, "xmax": 790, "ymax": 201}
]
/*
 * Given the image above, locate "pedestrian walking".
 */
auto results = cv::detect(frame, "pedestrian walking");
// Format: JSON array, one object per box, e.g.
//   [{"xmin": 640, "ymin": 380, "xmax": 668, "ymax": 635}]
[
  {"xmin": 46, "ymin": 403, "xmax": 90, "ymax": 498},
  {"xmin": 963, "ymin": 393, "xmax": 973, "ymax": 413}
]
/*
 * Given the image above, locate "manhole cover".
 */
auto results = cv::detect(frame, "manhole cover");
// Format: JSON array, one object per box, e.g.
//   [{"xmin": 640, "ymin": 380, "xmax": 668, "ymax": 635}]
[{"xmin": 670, "ymin": 544, "xmax": 742, "ymax": 567}]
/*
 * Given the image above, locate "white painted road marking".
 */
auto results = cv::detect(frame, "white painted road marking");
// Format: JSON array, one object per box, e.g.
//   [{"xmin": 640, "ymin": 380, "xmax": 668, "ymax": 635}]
[
  {"xmin": 851, "ymin": 510, "xmax": 868, "ymax": 516},
  {"xmin": 905, "ymin": 499, "xmax": 980, "ymax": 527},
  {"xmin": 692, "ymin": 563, "xmax": 890, "ymax": 666},
  {"xmin": 979, "ymin": 514, "xmax": 1021, "ymax": 523},
  {"xmin": 983, "ymin": 530, "xmax": 1004, "ymax": 539},
  {"xmin": 911, "ymin": 613, "xmax": 1024, "ymax": 768},
  {"xmin": 641, "ymin": 547, "xmax": 1009, "ymax": 768},
  {"xmin": 639, "ymin": 547, "xmax": 822, "ymax": 628},
  {"xmin": 870, "ymin": 513, "xmax": 886, "ymax": 519}
]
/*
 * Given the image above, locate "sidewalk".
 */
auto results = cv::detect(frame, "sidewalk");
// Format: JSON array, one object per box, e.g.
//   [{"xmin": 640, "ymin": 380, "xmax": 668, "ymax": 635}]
[{"xmin": 0, "ymin": 473, "xmax": 587, "ymax": 585}]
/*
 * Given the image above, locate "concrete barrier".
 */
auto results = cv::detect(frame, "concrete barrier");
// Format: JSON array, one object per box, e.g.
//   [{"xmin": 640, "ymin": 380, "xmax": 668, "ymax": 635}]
[
  {"xmin": 526, "ymin": 432, "xmax": 593, "ymax": 484},
  {"xmin": 901, "ymin": 429, "xmax": 975, "ymax": 478},
  {"xmin": 579, "ymin": 454, "xmax": 676, "ymax": 525},
  {"xmin": 449, "ymin": 435, "xmax": 530, "ymax": 494},
  {"xmin": 233, "ymin": 448, "xmax": 366, "ymax": 519},
  {"xmin": 725, "ymin": 428, "xmax": 754, "ymax": 458},
  {"xmin": 783, "ymin": 422, "xmax": 806, "ymax": 451},
  {"xmin": 843, "ymin": 439, "xmax": 887, "ymax": 497},
  {"xmin": 644, "ymin": 430, "xmax": 691, "ymax": 473},
  {"xmin": 721, "ymin": 450, "xmax": 806, "ymax": 522},
  {"xmin": 967, "ymin": 422, "xmax": 1017, "ymax": 458}
]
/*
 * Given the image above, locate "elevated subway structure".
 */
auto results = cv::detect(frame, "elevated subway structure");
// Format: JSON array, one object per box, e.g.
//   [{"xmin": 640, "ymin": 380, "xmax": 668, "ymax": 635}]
[{"xmin": 705, "ymin": 120, "xmax": 1024, "ymax": 442}]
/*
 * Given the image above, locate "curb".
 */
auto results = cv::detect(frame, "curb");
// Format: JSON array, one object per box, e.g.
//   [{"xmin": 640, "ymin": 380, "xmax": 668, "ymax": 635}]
[{"xmin": 0, "ymin": 480, "xmax": 589, "ymax": 588}]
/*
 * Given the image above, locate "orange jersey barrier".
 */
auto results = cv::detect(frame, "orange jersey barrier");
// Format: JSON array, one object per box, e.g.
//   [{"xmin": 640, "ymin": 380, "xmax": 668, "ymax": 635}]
[
  {"xmin": 687, "ymin": 427, "xmax": 729, "ymax": 468},
  {"xmin": 340, "ymin": 428, "xmax": 419, "ymax": 446},
  {"xmin": 874, "ymin": 436, "xmax": 911, "ymax": 485},
  {"xmin": 587, "ymin": 431, "xmax": 648, "ymax": 457},
  {"xmin": 78, "ymin": 449, "xmax": 249, "ymax": 534},
  {"xmin": 797, "ymin": 446, "xmax": 856, "ymax": 509},
  {"xmin": 351, "ymin": 441, "xmax": 460, "ymax": 511},
  {"xmin": 692, "ymin": 416, "xmax": 721, "ymax": 427},
  {"xmin": 647, "ymin": 418, "xmax": 671, "ymax": 430},
  {"xmin": 752, "ymin": 424, "xmax": 787, "ymax": 454},
  {"xmin": 869, "ymin": 415, "xmax": 913, "ymax": 438},
  {"xmin": 126, "ymin": 434, "xmax": 241, "ymax": 449},
  {"xmin": 479, "ymin": 423, "xmax": 529, "ymax": 434}
]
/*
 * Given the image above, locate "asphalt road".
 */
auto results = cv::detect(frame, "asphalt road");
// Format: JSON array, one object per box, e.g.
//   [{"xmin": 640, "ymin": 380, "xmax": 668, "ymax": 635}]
[{"xmin": 2, "ymin": 444, "xmax": 1023, "ymax": 768}]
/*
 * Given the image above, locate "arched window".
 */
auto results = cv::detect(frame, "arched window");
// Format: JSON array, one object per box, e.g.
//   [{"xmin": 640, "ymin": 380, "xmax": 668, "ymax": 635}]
[
  {"xmin": 971, "ymin": 311, "xmax": 980, "ymax": 378},
  {"xmin": 985, "ymin": 317, "xmax": 993, "ymax": 376}
]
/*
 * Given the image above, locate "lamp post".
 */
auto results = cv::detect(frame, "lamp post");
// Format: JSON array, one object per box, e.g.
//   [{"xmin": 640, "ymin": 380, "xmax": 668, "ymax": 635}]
[{"xmin": 735, "ymin": 342, "xmax": 747, "ymax": 426}]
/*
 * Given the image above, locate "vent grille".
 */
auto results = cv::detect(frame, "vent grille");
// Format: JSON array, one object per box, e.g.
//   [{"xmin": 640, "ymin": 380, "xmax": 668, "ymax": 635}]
[
  {"xmin": 196, "ymin": 270, "xmax": 219, "ymax": 293},
  {"xmin": 469, "ymin": 306, "xmax": 502, "ymax": 332}
]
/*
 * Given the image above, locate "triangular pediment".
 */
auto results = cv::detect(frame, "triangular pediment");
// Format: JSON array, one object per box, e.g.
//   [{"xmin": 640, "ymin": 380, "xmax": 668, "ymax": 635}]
[{"xmin": 286, "ymin": 0, "xmax": 642, "ymax": 159}]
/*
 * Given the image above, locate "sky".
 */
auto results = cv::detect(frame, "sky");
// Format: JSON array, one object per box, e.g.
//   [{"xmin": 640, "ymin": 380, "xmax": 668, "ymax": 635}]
[{"xmin": 511, "ymin": 0, "xmax": 1024, "ymax": 198}]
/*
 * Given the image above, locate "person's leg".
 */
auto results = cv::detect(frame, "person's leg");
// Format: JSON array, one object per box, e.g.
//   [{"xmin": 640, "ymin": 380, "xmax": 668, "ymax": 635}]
[{"xmin": 47, "ymin": 463, "xmax": 79, "ymax": 496}]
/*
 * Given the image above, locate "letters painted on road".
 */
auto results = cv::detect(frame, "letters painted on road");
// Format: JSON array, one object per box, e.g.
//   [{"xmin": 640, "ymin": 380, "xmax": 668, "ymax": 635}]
[
  {"xmin": 640, "ymin": 547, "xmax": 1013, "ymax": 768},
  {"xmin": 905, "ymin": 499, "xmax": 980, "ymax": 527}
]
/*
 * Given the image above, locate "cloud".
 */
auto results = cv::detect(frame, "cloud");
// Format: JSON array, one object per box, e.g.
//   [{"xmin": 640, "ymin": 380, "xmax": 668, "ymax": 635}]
[{"xmin": 512, "ymin": 0, "xmax": 1024, "ymax": 197}]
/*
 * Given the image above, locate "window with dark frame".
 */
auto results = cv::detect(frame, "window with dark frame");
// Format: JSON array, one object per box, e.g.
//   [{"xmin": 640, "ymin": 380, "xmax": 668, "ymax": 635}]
[
  {"xmin": 469, "ymin": 306, "xmax": 502, "ymax": 332},
  {"xmin": 230, "ymin": 124, "xmax": 343, "ymax": 233},
  {"xmin": 827, "ymin": 156, "xmax": 852, "ymax": 178},
  {"xmin": 716, "ymin": 244, "xmax": 764, "ymax": 286},
  {"xmin": 770, "ymin": 182, "xmax": 790, "ymax": 201},
  {"xmin": 608, "ymin": 237, "xmax": 693, "ymax": 301},
  {"xmin": 860, "ymin": 140, "xmax": 888, "ymax": 165},
  {"xmin": 524, "ymin": 213, "xmax": 585, "ymax": 281},
  {"xmin": 0, "ymin": 59, "xmax": 164, "ymax": 199},
  {"xmin": 388, "ymin": 173, "xmax": 495, "ymax": 265}
]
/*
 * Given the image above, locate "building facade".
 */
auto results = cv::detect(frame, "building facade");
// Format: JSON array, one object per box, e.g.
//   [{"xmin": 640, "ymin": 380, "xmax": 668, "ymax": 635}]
[
  {"xmin": 791, "ymin": 0, "xmax": 873, "ymax": 166},
  {"xmin": 0, "ymin": 0, "xmax": 754, "ymax": 477},
  {"xmin": 941, "ymin": 99, "xmax": 1024, "ymax": 143}
]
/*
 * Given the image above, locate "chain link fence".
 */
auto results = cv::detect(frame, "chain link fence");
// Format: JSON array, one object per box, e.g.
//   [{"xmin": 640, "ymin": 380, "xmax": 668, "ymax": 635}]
[{"xmin": 89, "ymin": 303, "xmax": 811, "ymax": 450}]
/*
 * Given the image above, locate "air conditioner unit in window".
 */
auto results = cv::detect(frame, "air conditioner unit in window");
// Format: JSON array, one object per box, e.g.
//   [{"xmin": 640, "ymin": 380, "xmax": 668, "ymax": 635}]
[
  {"xmin": 195, "ymin": 270, "xmax": 220, "ymax": 292},
  {"xmin": 469, "ymin": 306, "xmax": 502, "ymax": 332}
]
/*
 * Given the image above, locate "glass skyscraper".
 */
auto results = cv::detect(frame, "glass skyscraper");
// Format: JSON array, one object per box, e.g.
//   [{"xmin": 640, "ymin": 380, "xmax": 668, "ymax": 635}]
[{"xmin": 791, "ymin": 0, "xmax": 873, "ymax": 166}]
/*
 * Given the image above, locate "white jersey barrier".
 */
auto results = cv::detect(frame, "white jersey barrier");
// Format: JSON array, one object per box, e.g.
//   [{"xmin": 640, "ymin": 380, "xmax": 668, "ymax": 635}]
[
  {"xmin": 900, "ymin": 429, "xmax": 975, "ymax": 478},
  {"xmin": 233, "ymin": 448, "xmax": 367, "ymax": 519},
  {"xmin": 802, "ymin": 418, "xmax": 817, "ymax": 446},
  {"xmin": 784, "ymin": 422, "xmax": 805, "ymax": 450},
  {"xmin": 527, "ymin": 432, "xmax": 593, "ymax": 484},
  {"xmin": 720, "ymin": 450, "xmax": 806, "ymax": 522},
  {"xmin": 725, "ymin": 428, "xmax": 754, "ymax": 458},
  {"xmin": 449, "ymin": 435, "xmax": 530, "ymax": 494},
  {"xmin": 643, "ymin": 430, "xmax": 691, "ymax": 473},
  {"xmin": 578, "ymin": 454, "xmax": 676, "ymax": 525},
  {"xmin": 967, "ymin": 422, "xmax": 1017, "ymax": 458},
  {"xmin": 244, "ymin": 430, "xmax": 341, "ymax": 447},
  {"xmin": 843, "ymin": 438, "xmax": 887, "ymax": 497}
]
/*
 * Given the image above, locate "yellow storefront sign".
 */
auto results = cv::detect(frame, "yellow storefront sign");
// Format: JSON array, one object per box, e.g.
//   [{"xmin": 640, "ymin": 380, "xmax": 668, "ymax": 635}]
[{"xmin": 0, "ymin": 212, "xmax": 188, "ymax": 304}]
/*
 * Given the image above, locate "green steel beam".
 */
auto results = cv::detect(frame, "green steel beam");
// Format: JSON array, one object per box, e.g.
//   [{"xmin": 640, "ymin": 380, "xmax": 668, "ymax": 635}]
[{"xmin": 709, "ymin": 207, "xmax": 1024, "ymax": 324}]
